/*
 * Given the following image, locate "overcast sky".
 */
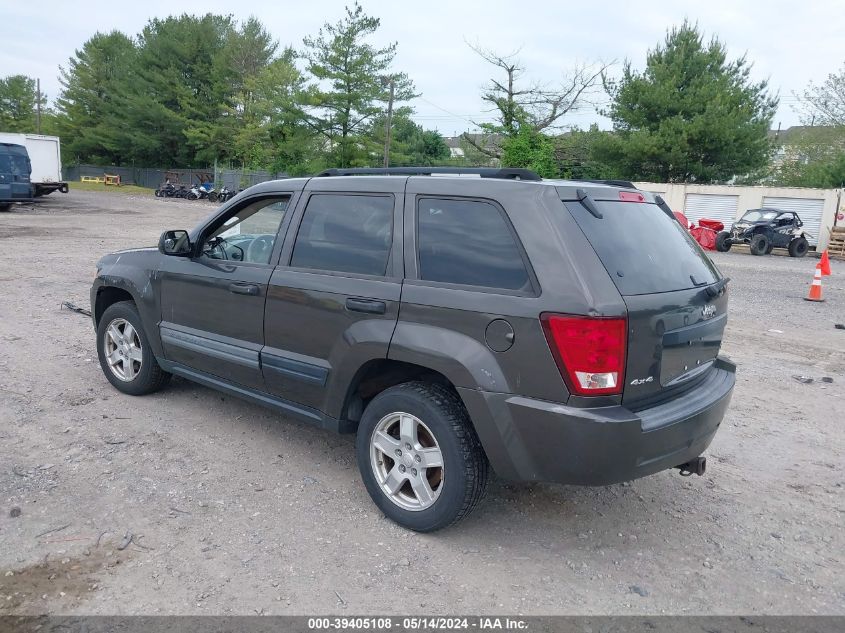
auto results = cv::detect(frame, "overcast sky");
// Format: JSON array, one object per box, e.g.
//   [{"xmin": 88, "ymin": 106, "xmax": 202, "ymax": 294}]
[{"xmin": 1, "ymin": 0, "xmax": 840, "ymax": 135}]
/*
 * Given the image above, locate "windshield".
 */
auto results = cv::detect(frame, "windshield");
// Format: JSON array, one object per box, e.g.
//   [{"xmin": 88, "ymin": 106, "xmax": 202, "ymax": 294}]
[
  {"xmin": 561, "ymin": 200, "xmax": 721, "ymax": 296},
  {"xmin": 741, "ymin": 210, "xmax": 777, "ymax": 222}
]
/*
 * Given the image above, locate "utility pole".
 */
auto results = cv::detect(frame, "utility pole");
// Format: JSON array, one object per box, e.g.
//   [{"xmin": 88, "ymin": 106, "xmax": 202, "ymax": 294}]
[
  {"xmin": 36, "ymin": 78, "xmax": 42, "ymax": 134},
  {"xmin": 383, "ymin": 76, "xmax": 395, "ymax": 168}
]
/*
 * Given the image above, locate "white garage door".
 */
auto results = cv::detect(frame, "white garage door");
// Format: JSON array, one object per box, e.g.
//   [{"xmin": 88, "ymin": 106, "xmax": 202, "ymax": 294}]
[
  {"xmin": 683, "ymin": 194, "xmax": 740, "ymax": 228},
  {"xmin": 761, "ymin": 196, "xmax": 825, "ymax": 246}
]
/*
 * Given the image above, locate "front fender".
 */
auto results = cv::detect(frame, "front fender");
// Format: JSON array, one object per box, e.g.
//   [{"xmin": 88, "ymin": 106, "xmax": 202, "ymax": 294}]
[{"xmin": 91, "ymin": 250, "xmax": 163, "ymax": 357}]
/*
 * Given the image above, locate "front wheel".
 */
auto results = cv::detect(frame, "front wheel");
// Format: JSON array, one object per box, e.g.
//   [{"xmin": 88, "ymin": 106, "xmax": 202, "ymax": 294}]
[
  {"xmin": 356, "ymin": 382, "xmax": 489, "ymax": 532},
  {"xmin": 750, "ymin": 233, "xmax": 770, "ymax": 256},
  {"xmin": 96, "ymin": 301, "xmax": 170, "ymax": 396},
  {"xmin": 207, "ymin": 191, "xmax": 218, "ymax": 202},
  {"xmin": 186, "ymin": 192, "xmax": 198, "ymax": 200},
  {"xmin": 0, "ymin": 203, "xmax": 10, "ymax": 212},
  {"xmin": 788, "ymin": 236, "xmax": 809, "ymax": 258},
  {"xmin": 715, "ymin": 231, "xmax": 732, "ymax": 252}
]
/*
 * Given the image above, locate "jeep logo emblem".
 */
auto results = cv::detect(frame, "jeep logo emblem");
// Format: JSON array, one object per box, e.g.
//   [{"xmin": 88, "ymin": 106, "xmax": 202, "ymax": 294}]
[{"xmin": 702, "ymin": 304, "xmax": 716, "ymax": 319}]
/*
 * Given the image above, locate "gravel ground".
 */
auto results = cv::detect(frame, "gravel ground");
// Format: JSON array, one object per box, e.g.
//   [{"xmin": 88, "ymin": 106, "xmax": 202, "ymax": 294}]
[{"xmin": 0, "ymin": 190, "xmax": 842, "ymax": 615}]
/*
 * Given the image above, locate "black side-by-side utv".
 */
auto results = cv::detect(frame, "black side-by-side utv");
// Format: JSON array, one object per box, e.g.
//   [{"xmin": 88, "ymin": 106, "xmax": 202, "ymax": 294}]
[{"xmin": 716, "ymin": 208, "xmax": 811, "ymax": 257}]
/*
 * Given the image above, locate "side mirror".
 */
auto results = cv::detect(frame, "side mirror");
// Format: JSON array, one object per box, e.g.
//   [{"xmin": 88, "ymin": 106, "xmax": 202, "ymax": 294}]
[{"xmin": 159, "ymin": 230, "xmax": 192, "ymax": 256}]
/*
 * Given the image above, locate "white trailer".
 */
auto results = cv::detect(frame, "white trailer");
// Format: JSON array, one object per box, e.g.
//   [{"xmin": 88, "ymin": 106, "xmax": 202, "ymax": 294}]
[{"xmin": 0, "ymin": 132, "xmax": 68, "ymax": 196}]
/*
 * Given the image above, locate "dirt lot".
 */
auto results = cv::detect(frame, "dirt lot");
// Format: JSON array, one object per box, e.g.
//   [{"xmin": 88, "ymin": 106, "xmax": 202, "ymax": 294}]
[{"xmin": 0, "ymin": 190, "xmax": 842, "ymax": 615}]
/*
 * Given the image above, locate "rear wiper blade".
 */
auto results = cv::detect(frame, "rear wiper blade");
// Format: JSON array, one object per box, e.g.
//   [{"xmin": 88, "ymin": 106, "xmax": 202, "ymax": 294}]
[
  {"xmin": 705, "ymin": 277, "xmax": 730, "ymax": 298},
  {"xmin": 654, "ymin": 195, "xmax": 677, "ymax": 221},
  {"xmin": 576, "ymin": 188, "xmax": 603, "ymax": 219},
  {"xmin": 691, "ymin": 275, "xmax": 730, "ymax": 296}
]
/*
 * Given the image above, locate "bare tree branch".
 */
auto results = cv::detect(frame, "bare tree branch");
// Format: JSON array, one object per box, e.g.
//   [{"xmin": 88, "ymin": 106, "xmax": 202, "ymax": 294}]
[
  {"xmin": 796, "ymin": 63, "xmax": 845, "ymax": 127},
  {"xmin": 460, "ymin": 131, "xmax": 501, "ymax": 159},
  {"xmin": 467, "ymin": 40, "xmax": 615, "ymax": 141}
]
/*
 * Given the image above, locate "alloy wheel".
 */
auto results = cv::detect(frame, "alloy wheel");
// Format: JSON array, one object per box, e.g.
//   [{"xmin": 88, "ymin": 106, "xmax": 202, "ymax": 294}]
[
  {"xmin": 103, "ymin": 318, "xmax": 143, "ymax": 382},
  {"xmin": 370, "ymin": 412, "xmax": 444, "ymax": 511}
]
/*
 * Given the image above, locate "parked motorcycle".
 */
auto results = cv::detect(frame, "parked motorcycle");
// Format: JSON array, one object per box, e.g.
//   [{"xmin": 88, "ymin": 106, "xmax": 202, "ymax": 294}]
[
  {"xmin": 186, "ymin": 185, "xmax": 201, "ymax": 200},
  {"xmin": 173, "ymin": 185, "xmax": 188, "ymax": 198},
  {"xmin": 154, "ymin": 182, "xmax": 177, "ymax": 197}
]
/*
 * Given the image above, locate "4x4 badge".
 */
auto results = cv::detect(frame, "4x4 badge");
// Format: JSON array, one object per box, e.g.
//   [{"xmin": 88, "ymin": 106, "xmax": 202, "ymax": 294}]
[
  {"xmin": 702, "ymin": 304, "xmax": 716, "ymax": 319},
  {"xmin": 630, "ymin": 376, "xmax": 654, "ymax": 385}
]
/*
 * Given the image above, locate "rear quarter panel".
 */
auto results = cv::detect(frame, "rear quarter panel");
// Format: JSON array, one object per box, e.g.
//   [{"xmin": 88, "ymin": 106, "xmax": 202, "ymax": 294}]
[{"xmin": 391, "ymin": 179, "xmax": 627, "ymax": 402}]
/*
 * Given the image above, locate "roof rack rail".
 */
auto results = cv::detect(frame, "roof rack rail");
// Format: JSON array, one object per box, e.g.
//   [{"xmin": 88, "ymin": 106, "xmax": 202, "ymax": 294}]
[
  {"xmin": 314, "ymin": 167, "xmax": 542, "ymax": 181},
  {"xmin": 582, "ymin": 179, "xmax": 639, "ymax": 189}
]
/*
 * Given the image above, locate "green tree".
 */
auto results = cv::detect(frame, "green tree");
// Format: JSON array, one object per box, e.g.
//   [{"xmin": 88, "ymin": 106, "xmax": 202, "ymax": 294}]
[
  {"xmin": 128, "ymin": 14, "xmax": 235, "ymax": 166},
  {"xmin": 198, "ymin": 16, "xmax": 282, "ymax": 167},
  {"xmin": 597, "ymin": 22, "xmax": 777, "ymax": 183},
  {"xmin": 498, "ymin": 108, "xmax": 557, "ymax": 176},
  {"xmin": 366, "ymin": 111, "xmax": 450, "ymax": 166},
  {"xmin": 553, "ymin": 125, "xmax": 617, "ymax": 180},
  {"xmin": 0, "ymin": 75, "xmax": 47, "ymax": 133},
  {"xmin": 303, "ymin": 2, "xmax": 415, "ymax": 167},
  {"xmin": 230, "ymin": 48, "xmax": 316, "ymax": 174},
  {"xmin": 771, "ymin": 126, "xmax": 845, "ymax": 187},
  {"xmin": 55, "ymin": 31, "xmax": 138, "ymax": 164}
]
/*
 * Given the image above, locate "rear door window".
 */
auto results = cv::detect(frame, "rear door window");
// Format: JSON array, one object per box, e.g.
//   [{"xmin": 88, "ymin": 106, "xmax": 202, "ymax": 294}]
[
  {"xmin": 561, "ymin": 200, "xmax": 720, "ymax": 296},
  {"xmin": 290, "ymin": 194, "xmax": 394, "ymax": 276},
  {"xmin": 416, "ymin": 197, "xmax": 531, "ymax": 292}
]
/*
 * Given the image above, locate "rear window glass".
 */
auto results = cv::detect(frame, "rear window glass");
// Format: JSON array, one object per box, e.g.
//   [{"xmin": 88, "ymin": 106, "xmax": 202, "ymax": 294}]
[{"xmin": 562, "ymin": 200, "xmax": 720, "ymax": 295}]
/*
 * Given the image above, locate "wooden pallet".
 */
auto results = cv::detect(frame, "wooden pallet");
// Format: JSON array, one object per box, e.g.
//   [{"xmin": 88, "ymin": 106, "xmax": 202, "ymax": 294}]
[{"xmin": 828, "ymin": 235, "xmax": 845, "ymax": 260}]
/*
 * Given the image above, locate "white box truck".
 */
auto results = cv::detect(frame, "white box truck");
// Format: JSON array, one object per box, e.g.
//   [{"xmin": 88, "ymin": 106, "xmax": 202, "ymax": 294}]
[{"xmin": 0, "ymin": 133, "xmax": 68, "ymax": 197}]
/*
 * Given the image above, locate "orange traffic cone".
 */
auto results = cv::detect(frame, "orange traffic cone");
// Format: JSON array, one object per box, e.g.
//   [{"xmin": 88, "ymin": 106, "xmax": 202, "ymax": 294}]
[
  {"xmin": 805, "ymin": 264, "xmax": 825, "ymax": 302},
  {"xmin": 820, "ymin": 249, "xmax": 831, "ymax": 276}
]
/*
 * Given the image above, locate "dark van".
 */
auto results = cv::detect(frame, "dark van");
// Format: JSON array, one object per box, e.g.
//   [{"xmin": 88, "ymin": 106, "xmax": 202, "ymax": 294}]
[{"xmin": 0, "ymin": 142, "xmax": 33, "ymax": 211}]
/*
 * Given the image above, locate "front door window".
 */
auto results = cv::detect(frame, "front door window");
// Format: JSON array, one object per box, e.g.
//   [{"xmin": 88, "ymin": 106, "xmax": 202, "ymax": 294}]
[{"xmin": 202, "ymin": 198, "xmax": 290, "ymax": 264}]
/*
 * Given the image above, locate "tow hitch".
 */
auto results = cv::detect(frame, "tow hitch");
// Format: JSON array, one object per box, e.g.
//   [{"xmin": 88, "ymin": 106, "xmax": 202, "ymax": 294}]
[{"xmin": 676, "ymin": 456, "xmax": 706, "ymax": 477}]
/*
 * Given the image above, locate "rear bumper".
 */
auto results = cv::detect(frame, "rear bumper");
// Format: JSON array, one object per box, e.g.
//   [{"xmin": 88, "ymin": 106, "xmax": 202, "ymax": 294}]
[
  {"xmin": 34, "ymin": 182, "xmax": 69, "ymax": 196},
  {"xmin": 459, "ymin": 356, "xmax": 735, "ymax": 485}
]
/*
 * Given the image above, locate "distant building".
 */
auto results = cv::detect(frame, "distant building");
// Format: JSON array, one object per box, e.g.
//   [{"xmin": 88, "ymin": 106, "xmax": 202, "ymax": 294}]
[
  {"xmin": 769, "ymin": 125, "xmax": 844, "ymax": 167},
  {"xmin": 442, "ymin": 133, "xmax": 504, "ymax": 160}
]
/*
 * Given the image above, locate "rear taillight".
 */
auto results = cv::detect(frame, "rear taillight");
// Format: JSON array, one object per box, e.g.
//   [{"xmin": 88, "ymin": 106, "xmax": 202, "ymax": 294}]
[{"xmin": 541, "ymin": 314, "xmax": 627, "ymax": 396}]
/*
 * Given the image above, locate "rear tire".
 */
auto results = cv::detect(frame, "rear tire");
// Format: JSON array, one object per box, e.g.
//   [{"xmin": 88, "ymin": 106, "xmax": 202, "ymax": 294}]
[
  {"xmin": 750, "ymin": 233, "xmax": 769, "ymax": 256},
  {"xmin": 788, "ymin": 236, "xmax": 809, "ymax": 258},
  {"xmin": 96, "ymin": 301, "xmax": 171, "ymax": 396},
  {"xmin": 0, "ymin": 203, "xmax": 11, "ymax": 212},
  {"xmin": 208, "ymin": 191, "xmax": 218, "ymax": 202},
  {"xmin": 715, "ymin": 231, "xmax": 731, "ymax": 252},
  {"xmin": 355, "ymin": 382, "xmax": 489, "ymax": 532}
]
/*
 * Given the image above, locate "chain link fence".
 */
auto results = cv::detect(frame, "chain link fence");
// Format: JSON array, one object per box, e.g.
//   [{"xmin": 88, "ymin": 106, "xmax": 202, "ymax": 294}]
[{"xmin": 62, "ymin": 164, "xmax": 285, "ymax": 191}]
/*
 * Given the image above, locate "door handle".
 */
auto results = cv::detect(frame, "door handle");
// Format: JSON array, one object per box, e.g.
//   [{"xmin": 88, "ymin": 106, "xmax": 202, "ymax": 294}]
[
  {"xmin": 346, "ymin": 298, "xmax": 386, "ymax": 314},
  {"xmin": 229, "ymin": 283, "xmax": 260, "ymax": 296}
]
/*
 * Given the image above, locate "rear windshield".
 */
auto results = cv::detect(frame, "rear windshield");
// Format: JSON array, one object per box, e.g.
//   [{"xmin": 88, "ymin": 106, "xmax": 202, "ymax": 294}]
[
  {"xmin": 0, "ymin": 154, "xmax": 29, "ymax": 176},
  {"xmin": 562, "ymin": 200, "xmax": 720, "ymax": 296}
]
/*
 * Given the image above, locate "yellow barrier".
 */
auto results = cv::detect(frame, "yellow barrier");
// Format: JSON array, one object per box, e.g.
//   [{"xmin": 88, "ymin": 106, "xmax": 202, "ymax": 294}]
[{"xmin": 80, "ymin": 176, "xmax": 105, "ymax": 184}]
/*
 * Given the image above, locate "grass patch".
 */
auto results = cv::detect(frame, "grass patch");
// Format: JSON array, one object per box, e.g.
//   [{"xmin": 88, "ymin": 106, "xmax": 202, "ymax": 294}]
[{"xmin": 69, "ymin": 181, "xmax": 154, "ymax": 195}]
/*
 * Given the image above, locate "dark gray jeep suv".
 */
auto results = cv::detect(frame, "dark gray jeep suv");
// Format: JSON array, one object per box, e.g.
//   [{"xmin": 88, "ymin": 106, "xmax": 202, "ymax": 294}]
[{"xmin": 91, "ymin": 167, "xmax": 735, "ymax": 531}]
